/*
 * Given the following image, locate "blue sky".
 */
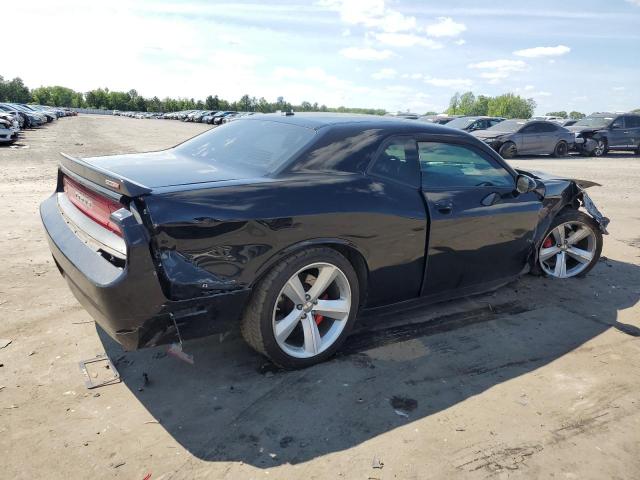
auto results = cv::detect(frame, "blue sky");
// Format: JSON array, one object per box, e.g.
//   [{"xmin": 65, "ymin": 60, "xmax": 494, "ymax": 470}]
[{"xmin": 7, "ymin": 0, "xmax": 640, "ymax": 114}]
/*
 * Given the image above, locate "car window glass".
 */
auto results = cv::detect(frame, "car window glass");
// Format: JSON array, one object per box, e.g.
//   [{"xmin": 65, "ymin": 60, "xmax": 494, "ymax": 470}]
[
  {"xmin": 611, "ymin": 117, "xmax": 624, "ymax": 129},
  {"xmin": 520, "ymin": 124, "xmax": 539, "ymax": 134},
  {"xmin": 369, "ymin": 138, "xmax": 419, "ymax": 185},
  {"xmin": 540, "ymin": 123, "xmax": 557, "ymax": 132},
  {"xmin": 627, "ymin": 116, "xmax": 640, "ymax": 128},
  {"xmin": 419, "ymin": 142, "xmax": 513, "ymax": 188}
]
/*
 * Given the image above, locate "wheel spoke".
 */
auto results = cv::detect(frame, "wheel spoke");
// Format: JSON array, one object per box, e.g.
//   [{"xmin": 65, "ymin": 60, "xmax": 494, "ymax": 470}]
[
  {"xmin": 282, "ymin": 275, "xmax": 306, "ymax": 305},
  {"xmin": 274, "ymin": 309, "xmax": 302, "ymax": 342},
  {"xmin": 553, "ymin": 252, "xmax": 567, "ymax": 277},
  {"xmin": 552, "ymin": 226, "xmax": 565, "ymax": 245},
  {"xmin": 566, "ymin": 227, "xmax": 591, "ymax": 245},
  {"xmin": 307, "ymin": 265, "xmax": 338, "ymax": 301},
  {"xmin": 313, "ymin": 298, "xmax": 350, "ymax": 320},
  {"xmin": 301, "ymin": 315, "xmax": 321, "ymax": 355},
  {"xmin": 566, "ymin": 246, "xmax": 593, "ymax": 264},
  {"xmin": 539, "ymin": 245, "xmax": 561, "ymax": 261}
]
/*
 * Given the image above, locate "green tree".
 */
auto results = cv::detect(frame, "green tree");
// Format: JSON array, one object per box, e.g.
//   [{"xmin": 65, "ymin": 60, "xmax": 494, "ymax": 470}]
[
  {"xmin": 545, "ymin": 111, "xmax": 568, "ymax": 118},
  {"xmin": 569, "ymin": 111, "xmax": 586, "ymax": 120},
  {"xmin": 470, "ymin": 95, "xmax": 490, "ymax": 116},
  {"xmin": 3, "ymin": 77, "xmax": 31, "ymax": 103},
  {"xmin": 458, "ymin": 92, "xmax": 476, "ymax": 115},
  {"xmin": 447, "ymin": 92, "xmax": 461, "ymax": 115},
  {"xmin": 487, "ymin": 93, "xmax": 536, "ymax": 119}
]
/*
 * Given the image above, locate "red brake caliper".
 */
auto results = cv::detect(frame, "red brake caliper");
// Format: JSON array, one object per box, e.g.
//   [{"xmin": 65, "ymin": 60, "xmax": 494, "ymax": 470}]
[
  {"xmin": 543, "ymin": 237, "xmax": 553, "ymax": 248},
  {"xmin": 314, "ymin": 293, "xmax": 329, "ymax": 325}
]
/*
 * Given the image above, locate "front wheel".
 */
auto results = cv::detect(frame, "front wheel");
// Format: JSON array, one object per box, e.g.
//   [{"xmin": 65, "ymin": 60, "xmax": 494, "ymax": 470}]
[
  {"xmin": 538, "ymin": 210, "xmax": 602, "ymax": 278},
  {"xmin": 241, "ymin": 248, "xmax": 359, "ymax": 369},
  {"xmin": 592, "ymin": 138, "xmax": 607, "ymax": 157},
  {"xmin": 499, "ymin": 141, "xmax": 517, "ymax": 158}
]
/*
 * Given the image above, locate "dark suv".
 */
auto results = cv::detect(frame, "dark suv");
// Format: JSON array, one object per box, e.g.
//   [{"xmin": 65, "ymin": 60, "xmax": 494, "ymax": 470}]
[{"xmin": 568, "ymin": 113, "xmax": 640, "ymax": 157}]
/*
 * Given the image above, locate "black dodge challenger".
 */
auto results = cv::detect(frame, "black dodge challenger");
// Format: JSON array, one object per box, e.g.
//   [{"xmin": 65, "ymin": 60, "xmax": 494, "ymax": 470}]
[{"xmin": 41, "ymin": 113, "xmax": 609, "ymax": 368}]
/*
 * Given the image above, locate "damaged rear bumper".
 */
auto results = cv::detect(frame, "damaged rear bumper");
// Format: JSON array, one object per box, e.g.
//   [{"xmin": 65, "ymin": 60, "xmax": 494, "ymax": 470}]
[{"xmin": 40, "ymin": 193, "xmax": 250, "ymax": 351}]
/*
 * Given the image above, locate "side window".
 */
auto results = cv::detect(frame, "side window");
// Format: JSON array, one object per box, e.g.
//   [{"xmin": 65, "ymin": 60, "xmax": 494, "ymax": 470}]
[
  {"xmin": 369, "ymin": 138, "xmax": 419, "ymax": 186},
  {"xmin": 520, "ymin": 124, "xmax": 539, "ymax": 134},
  {"xmin": 540, "ymin": 123, "xmax": 558, "ymax": 132},
  {"xmin": 611, "ymin": 117, "xmax": 625, "ymax": 129},
  {"xmin": 627, "ymin": 116, "xmax": 640, "ymax": 128},
  {"xmin": 419, "ymin": 142, "xmax": 513, "ymax": 189}
]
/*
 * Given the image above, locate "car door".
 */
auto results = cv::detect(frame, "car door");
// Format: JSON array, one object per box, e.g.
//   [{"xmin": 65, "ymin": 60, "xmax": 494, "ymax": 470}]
[
  {"xmin": 417, "ymin": 138, "xmax": 542, "ymax": 297},
  {"xmin": 538, "ymin": 122, "xmax": 562, "ymax": 154},
  {"xmin": 518, "ymin": 123, "xmax": 544, "ymax": 153},
  {"xmin": 607, "ymin": 116, "xmax": 628, "ymax": 148},
  {"xmin": 626, "ymin": 116, "xmax": 640, "ymax": 149}
]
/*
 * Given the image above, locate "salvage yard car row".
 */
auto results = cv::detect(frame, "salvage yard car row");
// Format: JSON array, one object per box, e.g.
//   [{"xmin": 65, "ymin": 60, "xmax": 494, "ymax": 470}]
[
  {"xmin": 113, "ymin": 109, "xmax": 255, "ymax": 125},
  {"xmin": 428, "ymin": 112, "xmax": 640, "ymax": 158},
  {"xmin": 0, "ymin": 103, "xmax": 76, "ymax": 145}
]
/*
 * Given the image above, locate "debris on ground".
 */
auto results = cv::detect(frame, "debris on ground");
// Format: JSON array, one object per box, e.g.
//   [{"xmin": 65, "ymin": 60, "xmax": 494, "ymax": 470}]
[
  {"xmin": 79, "ymin": 354, "xmax": 121, "ymax": 389},
  {"xmin": 390, "ymin": 396, "xmax": 418, "ymax": 416},
  {"xmin": 371, "ymin": 456, "xmax": 384, "ymax": 469},
  {"xmin": 0, "ymin": 339, "xmax": 12, "ymax": 349},
  {"xmin": 167, "ymin": 343, "xmax": 194, "ymax": 364}
]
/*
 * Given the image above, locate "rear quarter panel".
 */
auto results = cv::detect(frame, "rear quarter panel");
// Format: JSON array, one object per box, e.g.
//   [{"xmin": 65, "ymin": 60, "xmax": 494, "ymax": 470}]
[{"xmin": 144, "ymin": 174, "xmax": 428, "ymax": 307}]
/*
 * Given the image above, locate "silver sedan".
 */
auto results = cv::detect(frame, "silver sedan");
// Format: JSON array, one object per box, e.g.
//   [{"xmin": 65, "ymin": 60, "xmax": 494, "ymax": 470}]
[{"xmin": 472, "ymin": 119, "xmax": 575, "ymax": 158}]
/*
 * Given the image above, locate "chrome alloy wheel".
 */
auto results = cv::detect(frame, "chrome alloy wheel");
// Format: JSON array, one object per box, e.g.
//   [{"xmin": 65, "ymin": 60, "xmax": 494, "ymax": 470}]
[
  {"xmin": 593, "ymin": 139, "xmax": 606, "ymax": 157},
  {"xmin": 539, "ymin": 221, "xmax": 597, "ymax": 278},
  {"xmin": 272, "ymin": 262, "xmax": 352, "ymax": 358}
]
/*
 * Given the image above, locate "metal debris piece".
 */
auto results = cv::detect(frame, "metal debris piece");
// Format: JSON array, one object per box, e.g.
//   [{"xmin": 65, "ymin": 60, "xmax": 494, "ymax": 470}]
[
  {"xmin": 0, "ymin": 339, "xmax": 12, "ymax": 349},
  {"xmin": 78, "ymin": 354, "xmax": 121, "ymax": 389},
  {"xmin": 372, "ymin": 456, "xmax": 384, "ymax": 469}
]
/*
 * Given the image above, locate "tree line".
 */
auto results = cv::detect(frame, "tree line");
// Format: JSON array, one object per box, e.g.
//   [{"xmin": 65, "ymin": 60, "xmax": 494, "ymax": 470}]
[{"xmin": 0, "ymin": 74, "xmax": 385, "ymax": 115}]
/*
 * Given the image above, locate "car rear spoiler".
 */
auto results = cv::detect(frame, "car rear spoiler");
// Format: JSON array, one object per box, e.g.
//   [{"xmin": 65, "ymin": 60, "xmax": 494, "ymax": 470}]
[{"xmin": 59, "ymin": 152, "xmax": 152, "ymax": 197}]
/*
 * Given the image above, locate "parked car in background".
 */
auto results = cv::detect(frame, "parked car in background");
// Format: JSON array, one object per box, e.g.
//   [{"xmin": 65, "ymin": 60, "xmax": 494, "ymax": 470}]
[
  {"xmin": 472, "ymin": 119, "xmax": 574, "ymax": 158},
  {"xmin": 419, "ymin": 114, "xmax": 460, "ymax": 124},
  {"xmin": 443, "ymin": 116, "xmax": 505, "ymax": 132},
  {"xmin": 40, "ymin": 113, "xmax": 609, "ymax": 367},
  {"xmin": 7, "ymin": 103, "xmax": 46, "ymax": 127},
  {"xmin": 561, "ymin": 119, "xmax": 578, "ymax": 127},
  {"xmin": 566, "ymin": 113, "xmax": 640, "ymax": 157},
  {"xmin": 211, "ymin": 111, "xmax": 238, "ymax": 125},
  {"xmin": 532, "ymin": 115, "xmax": 565, "ymax": 124}
]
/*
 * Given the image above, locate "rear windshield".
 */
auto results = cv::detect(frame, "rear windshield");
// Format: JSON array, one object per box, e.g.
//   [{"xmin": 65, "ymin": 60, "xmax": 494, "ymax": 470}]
[
  {"xmin": 573, "ymin": 116, "xmax": 613, "ymax": 128},
  {"xmin": 444, "ymin": 117, "xmax": 476, "ymax": 129},
  {"xmin": 485, "ymin": 119, "xmax": 526, "ymax": 133},
  {"xmin": 175, "ymin": 119, "xmax": 315, "ymax": 175}
]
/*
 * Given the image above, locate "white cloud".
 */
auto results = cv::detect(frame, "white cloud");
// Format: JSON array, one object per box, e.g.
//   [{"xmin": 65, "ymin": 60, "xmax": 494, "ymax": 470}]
[
  {"xmin": 455, "ymin": 39, "xmax": 466, "ymax": 46},
  {"xmin": 318, "ymin": 0, "xmax": 416, "ymax": 32},
  {"xmin": 626, "ymin": 0, "xmax": 640, "ymax": 6},
  {"xmin": 372, "ymin": 68, "xmax": 397, "ymax": 80},
  {"xmin": 424, "ymin": 76, "xmax": 473, "ymax": 89},
  {"xmin": 425, "ymin": 17, "xmax": 467, "ymax": 37},
  {"xmin": 339, "ymin": 46, "xmax": 393, "ymax": 60},
  {"xmin": 523, "ymin": 85, "xmax": 535, "ymax": 91},
  {"xmin": 374, "ymin": 32, "xmax": 442, "ymax": 49},
  {"xmin": 535, "ymin": 91, "xmax": 552, "ymax": 97},
  {"xmin": 469, "ymin": 59, "xmax": 527, "ymax": 71},
  {"xmin": 469, "ymin": 59, "xmax": 527, "ymax": 83},
  {"xmin": 513, "ymin": 45, "xmax": 571, "ymax": 58},
  {"xmin": 612, "ymin": 86, "xmax": 625, "ymax": 91}
]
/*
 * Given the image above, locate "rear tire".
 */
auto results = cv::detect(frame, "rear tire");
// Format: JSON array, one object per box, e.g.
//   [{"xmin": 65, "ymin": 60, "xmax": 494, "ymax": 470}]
[
  {"xmin": 499, "ymin": 141, "xmax": 517, "ymax": 159},
  {"xmin": 241, "ymin": 247, "xmax": 360, "ymax": 369},
  {"xmin": 553, "ymin": 141, "xmax": 569, "ymax": 157}
]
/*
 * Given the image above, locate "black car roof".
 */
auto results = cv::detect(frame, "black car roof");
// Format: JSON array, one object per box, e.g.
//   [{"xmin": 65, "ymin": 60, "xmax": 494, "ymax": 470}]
[{"xmin": 241, "ymin": 112, "xmax": 459, "ymax": 134}]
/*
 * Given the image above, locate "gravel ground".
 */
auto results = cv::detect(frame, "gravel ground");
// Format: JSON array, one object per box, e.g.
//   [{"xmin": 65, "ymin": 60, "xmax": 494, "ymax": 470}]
[{"xmin": 1, "ymin": 115, "xmax": 639, "ymax": 480}]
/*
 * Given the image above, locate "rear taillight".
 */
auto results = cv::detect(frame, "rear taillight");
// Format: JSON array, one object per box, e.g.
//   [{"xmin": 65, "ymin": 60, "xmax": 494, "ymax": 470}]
[{"xmin": 63, "ymin": 175, "xmax": 124, "ymax": 236}]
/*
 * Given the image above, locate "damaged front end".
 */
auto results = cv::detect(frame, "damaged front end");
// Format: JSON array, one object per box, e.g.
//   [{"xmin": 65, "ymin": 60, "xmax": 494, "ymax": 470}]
[{"xmin": 516, "ymin": 169, "xmax": 610, "ymax": 268}]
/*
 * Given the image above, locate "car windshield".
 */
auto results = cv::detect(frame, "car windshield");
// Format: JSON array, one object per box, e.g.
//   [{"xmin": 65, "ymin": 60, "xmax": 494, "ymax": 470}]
[
  {"xmin": 175, "ymin": 119, "xmax": 316, "ymax": 175},
  {"xmin": 573, "ymin": 116, "xmax": 613, "ymax": 128},
  {"xmin": 444, "ymin": 117, "xmax": 476, "ymax": 129},
  {"xmin": 485, "ymin": 119, "xmax": 526, "ymax": 133}
]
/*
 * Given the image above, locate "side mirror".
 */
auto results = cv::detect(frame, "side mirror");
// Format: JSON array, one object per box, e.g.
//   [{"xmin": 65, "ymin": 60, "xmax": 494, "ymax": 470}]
[{"xmin": 516, "ymin": 174, "xmax": 537, "ymax": 194}]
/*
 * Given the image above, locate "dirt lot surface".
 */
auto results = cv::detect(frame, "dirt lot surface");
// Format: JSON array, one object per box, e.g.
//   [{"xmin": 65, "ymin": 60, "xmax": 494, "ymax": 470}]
[{"xmin": 1, "ymin": 115, "xmax": 639, "ymax": 480}]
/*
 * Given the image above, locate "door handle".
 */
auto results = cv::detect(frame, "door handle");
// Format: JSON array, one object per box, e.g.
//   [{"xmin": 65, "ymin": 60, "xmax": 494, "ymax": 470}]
[{"xmin": 435, "ymin": 201, "xmax": 453, "ymax": 214}]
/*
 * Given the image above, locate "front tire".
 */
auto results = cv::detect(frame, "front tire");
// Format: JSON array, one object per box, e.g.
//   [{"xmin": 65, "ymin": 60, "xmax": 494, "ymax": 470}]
[
  {"xmin": 241, "ymin": 248, "xmax": 360, "ymax": 369},
  {"xmin": 538, "ymin": 210, "xmax": 602, "ymax": 278},
  {"xmin": 499, "ymin": 141, "xmax": 517, "ymax": 159},
  {"xmin": 592, "ymin": 138, "xmax": 607, "ymax": 157}
]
